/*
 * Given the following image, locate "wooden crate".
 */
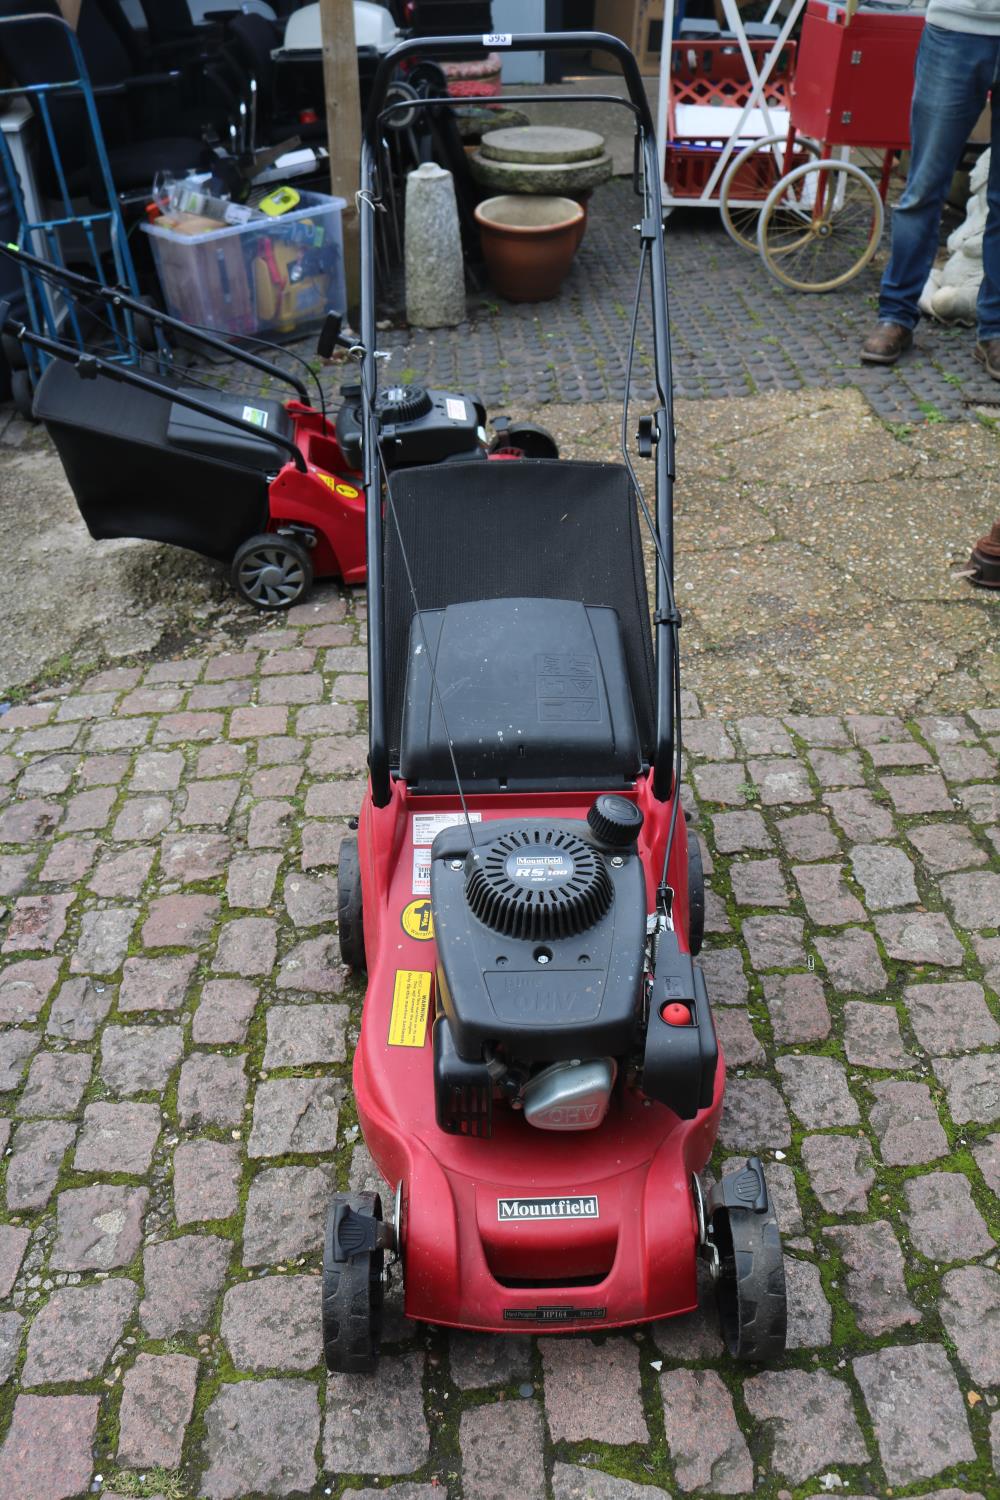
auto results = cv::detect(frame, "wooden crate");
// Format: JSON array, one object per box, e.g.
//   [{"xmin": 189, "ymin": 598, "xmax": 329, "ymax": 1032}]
[{"xmin": 593, "ymin": 0, "xmax": 663, "ymax": 76}]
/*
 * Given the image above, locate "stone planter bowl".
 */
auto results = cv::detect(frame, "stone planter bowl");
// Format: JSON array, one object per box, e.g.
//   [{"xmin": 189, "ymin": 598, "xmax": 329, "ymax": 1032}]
[{"xmin": 473, "ymin": 195, "xmax": 585, "ymax": 303}]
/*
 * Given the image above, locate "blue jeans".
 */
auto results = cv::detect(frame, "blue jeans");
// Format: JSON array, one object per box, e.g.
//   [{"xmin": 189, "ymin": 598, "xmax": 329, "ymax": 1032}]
[{"xmin": 878, "ymin": 24, "xmax": 1000, "ymax": 340}]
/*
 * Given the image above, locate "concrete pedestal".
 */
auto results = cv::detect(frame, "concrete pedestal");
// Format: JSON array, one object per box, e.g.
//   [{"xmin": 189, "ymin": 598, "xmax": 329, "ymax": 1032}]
[{"xmin": 405, "ymin": 163, "xmax": 466, "ymax": 329}]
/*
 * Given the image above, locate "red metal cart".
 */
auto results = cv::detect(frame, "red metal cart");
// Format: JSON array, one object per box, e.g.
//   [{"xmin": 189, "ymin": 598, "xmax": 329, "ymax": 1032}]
[{"xmin": 721, "ymin": 1, "xmax": 925, "ymax": 291}]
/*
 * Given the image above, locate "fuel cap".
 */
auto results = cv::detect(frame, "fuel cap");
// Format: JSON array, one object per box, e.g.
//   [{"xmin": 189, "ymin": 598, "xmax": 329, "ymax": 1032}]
[{"xmin": 587, "ymin": 794, "xmax": 643, "ymax": 849}]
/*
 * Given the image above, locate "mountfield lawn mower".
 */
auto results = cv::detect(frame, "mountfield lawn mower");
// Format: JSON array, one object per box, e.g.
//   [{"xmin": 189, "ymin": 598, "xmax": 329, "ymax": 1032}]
[
  {"xmin": 322, "ymin": 31, "xmax": 787, "ymax": 1369},
  {"xmin": 0, "ymin": 245, "xmax": 554, "ymax": 608}
]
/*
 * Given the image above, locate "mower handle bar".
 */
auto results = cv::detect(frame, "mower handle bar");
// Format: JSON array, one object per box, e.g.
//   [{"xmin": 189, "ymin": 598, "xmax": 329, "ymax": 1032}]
[
  {"xmin": 1, "ymin": 307, "xmax": 309, "ymax": 473},
  {"xmin": 0, "ymin": 242, "xmax": 311, "ymax": 404},
  {"xmin": 359, "ymin": 32, "xmax": 679, "ymax": 808},
  {"xmin": 364, "ymin": 31, "xmax": 655, "ymax": 146}
]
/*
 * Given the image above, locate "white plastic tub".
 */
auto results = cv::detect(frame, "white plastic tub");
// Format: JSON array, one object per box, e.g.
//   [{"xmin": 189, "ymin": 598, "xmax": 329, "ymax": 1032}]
[{"xmin": 143, "ymin": 190, "xmax": 346, "ymax": 340}]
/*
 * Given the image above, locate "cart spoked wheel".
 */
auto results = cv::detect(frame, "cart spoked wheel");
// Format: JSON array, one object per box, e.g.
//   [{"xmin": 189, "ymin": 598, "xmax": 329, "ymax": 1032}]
[
  {"xmin": 322, "ymin": 1191, "xmax": 385, "ymax": 1374},
  {"xmin": 686, "ymin": 830, "xmax": 705, "ymax": 957},
  {"xmin": 337, "ymin": 834, "xmax": 366, "ymax": 971},
  {"xmin": 756, "ymin": 158, "xmax": 884, "ymax": 293},
  {"xmin": 232, "ymin": 534, "xmax": 313, "ymax": 610},
  {"xmin": 719, "ymin": 134, "xmax": 820, "ymax": 253},
  {"xmin": 713, "ymin": 1200, "xmax": 787, "ymax": 1362}
]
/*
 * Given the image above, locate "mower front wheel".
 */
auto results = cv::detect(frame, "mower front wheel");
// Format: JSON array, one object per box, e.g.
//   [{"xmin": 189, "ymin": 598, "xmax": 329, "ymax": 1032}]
[
  {"xmin": 337, "ymin": 835, "xmax": 366, "ymax": 971},
  {"xmin": 232, "ymin": 533, "xmax": 313, "ymax": 611},
  {"xmin": 713, "ymin": 1201, "xmax": 787, "ymax": 1362},
  {"xmin": 322, "ymin": 1192, "xmax": 384, "ymax": 1374}
]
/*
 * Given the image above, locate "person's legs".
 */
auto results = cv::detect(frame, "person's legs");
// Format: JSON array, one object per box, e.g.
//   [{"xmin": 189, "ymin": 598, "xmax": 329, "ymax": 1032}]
[
  {"xmin": 975, "ymin": 54, "xmax": 1000, "ymax": 356},
  {"xmin": 877, "ymin": 25, "xmax": 997, "ymax": 330}
]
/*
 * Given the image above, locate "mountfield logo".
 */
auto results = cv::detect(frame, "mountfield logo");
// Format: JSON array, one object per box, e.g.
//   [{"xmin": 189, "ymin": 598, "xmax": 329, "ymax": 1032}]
[{"xmin": 497, "ymin": 1195, "xmax": 599, "ymax": 1221}]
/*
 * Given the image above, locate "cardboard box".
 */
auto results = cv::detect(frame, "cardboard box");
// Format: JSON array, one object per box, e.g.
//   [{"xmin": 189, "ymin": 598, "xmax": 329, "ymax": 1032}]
[{"xmin": 593, "ymin": 0, "xmax": 663, "ymax": 76}]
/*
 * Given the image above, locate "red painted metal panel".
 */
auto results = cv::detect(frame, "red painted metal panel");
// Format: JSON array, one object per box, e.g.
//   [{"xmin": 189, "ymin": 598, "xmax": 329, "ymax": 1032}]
[{"xmin": 792, "ymin": 1, "xmax": 924, "ymax": 150}]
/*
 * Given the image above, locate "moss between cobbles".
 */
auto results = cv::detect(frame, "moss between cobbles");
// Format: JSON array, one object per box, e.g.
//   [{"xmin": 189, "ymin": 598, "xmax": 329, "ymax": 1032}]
[
  {"xmin": 686, "ymin": 731, "xmax": 1000, "ymax": 1478},
  {"xmin": 105, "ymin": 1467, "xmax": 188, "ymax": 1500}
]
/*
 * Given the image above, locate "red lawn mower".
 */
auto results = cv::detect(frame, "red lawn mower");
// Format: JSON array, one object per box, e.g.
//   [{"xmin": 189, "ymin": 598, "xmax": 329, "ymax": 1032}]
[
  {"xmin": 0, "ymin": 245, "xmax": 554, "ymax": 609},
  {"xmin": 322, "ymin": 31, "xmax": 787, "ymax": 1368}
]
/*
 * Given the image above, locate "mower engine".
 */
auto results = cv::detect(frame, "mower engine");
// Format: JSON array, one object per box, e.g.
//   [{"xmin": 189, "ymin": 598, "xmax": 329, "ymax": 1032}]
[
  {"xmin": 335, "ymin": 382, "xmax": 487, "ymax": 470},
  {"xmin": 429, "ymin": 799, "xmax": 718, "ymax": 1137}
]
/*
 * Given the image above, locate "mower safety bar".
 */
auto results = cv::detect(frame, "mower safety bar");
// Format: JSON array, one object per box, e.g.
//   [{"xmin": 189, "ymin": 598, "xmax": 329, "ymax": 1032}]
[
  {"xmin": 0, "ymin": 307, "xmax": 309, "ymax": 473},
  {"xmin": 364, "ymin": 32, "xmax": 656, "ymax": 145},
  {"xmin": 0, "ymin": 242, "xmax": 311, "ymax": 404},
  {"xmin": 360, "ymin": 33, "xmax": 677, "ymax": 808}
]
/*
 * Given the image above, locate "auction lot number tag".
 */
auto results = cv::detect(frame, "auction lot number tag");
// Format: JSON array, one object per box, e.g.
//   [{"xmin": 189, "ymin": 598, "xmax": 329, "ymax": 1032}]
[{"xmin": 483, "ymin": 32, "xmax": 512, "ymax": 45}]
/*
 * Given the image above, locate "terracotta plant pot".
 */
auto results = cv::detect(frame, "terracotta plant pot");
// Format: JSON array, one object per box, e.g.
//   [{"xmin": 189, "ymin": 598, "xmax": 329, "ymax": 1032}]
[
  {"xmin": 570, "ymin": 189, "xmax": 592, "ymax": 251},
  {"xmin": 474, "ymin": 195, "xmax": 585, "ymax": 303}
]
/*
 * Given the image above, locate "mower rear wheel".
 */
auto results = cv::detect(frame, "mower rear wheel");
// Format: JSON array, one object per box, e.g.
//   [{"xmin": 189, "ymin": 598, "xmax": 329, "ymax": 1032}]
[
  {"xmin": 337, "ymin": 835, "xmax": 366, "ymax": 971},
  {"xmin": 686, "ymin": 830, "xmax": 705, "ymax": 957},
  {"xmin": 713, "ymin": 1202, "xmax": 787, "ymax": 1362},
  {"xmin": 322, "ymin": 1191, "xmax": 384, "ymax": 1374},
  {"xmin": 232, "ymin": 533, "xmax": 313, "ymax": 611}
]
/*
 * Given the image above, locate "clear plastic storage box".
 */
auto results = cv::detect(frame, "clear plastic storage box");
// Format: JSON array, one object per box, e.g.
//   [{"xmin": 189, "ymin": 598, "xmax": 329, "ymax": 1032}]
[{"xmin": 143, "ymin": 190, "xmax": 346, "ymax": 340}]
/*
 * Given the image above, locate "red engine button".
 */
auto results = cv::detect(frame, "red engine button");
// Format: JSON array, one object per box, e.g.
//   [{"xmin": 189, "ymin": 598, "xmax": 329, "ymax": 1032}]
[{"xmin": 660, "ymin": 1002, "xmax": 692, "ymax": 1026}]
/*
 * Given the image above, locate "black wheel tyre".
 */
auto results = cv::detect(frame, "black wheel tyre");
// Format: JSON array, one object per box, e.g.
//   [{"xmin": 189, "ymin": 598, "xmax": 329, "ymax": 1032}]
[
  {"xmin": 2, "ymin": 332, "xmax": 26, "ymax": 371},
  {"xmin": 231, "ymin": 533, "xmax": 313, "ymax": 611},
  {"xmin": 337, "ymin": 834, "xmax": 366, "ymax": 971},
  {"xmin": 714, "ymin": 1203, "xmax": 787, "ymax": 1362},
  {"xmin": 408, "ymin": 59, "xmax": 447, "ymax": 96},
  {"xmin": 687, "ymin": 830, "xmax": 705, "ymax": 957},
  {"xmin": 384, "ymin": 79, "xmax": 420, "ymax": 130},
  {"xmin": 132, "ymin": 294, "xmax": 162, "ymax": 353},
  {"xmin": 11, "ymin": 368, "xmax": 34, "ymax": 420},
  {"xmin": 322, "ymin": 1191, "xmax": 384, "ymax": 1373},
  {"xmin": 490, "ymin": 420, "xmax": 560, "ymax": 460}
]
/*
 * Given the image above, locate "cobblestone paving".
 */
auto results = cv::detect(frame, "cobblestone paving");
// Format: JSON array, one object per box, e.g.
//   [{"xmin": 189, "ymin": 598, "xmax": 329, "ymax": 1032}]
[
  {"xmin": 375, "ymin": 178, "xmax": 999, "ymax": 427},
  {"xmin": 0, "ymin": 588, "xmax": 998, "ymax": 1498}
]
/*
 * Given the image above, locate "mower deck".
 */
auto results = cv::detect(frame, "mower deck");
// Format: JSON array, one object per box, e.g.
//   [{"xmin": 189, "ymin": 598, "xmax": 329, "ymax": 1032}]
[{"xmin": 353, "ymin": 778, "xmax": 721, "ymax": 1333}]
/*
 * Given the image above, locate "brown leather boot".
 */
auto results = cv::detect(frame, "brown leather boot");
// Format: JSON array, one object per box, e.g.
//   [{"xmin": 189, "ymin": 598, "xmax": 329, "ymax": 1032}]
[
  {"xmin": 860, "ymin": 322, "xmax": 914, "ymax": 365},
  {"xmin": 975, "ymin": 339, "xmax": 1000, "ymax": 380}
]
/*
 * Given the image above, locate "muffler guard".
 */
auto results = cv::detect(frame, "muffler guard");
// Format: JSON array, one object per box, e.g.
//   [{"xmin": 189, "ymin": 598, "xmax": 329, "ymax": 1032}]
[{"xmin": 522, "ymin": 1058, "xmax": 616, "ymax": 1131}]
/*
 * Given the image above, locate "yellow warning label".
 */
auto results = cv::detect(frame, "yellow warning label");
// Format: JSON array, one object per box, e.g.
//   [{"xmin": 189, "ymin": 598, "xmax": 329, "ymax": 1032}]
[
  {"xmin": 317, "ymin": 473, "xmax": 360, "ymax": 499},
  {"xmin": 388, "ymin": 969, "xmax": 432, "ymax": 1047},
  {"xmin": 400, "ymin": 898, "xmax": 434, "ymax": 941}
]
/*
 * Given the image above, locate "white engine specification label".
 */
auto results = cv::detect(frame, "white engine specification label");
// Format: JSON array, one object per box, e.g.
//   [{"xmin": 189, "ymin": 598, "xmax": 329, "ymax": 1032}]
[
  {"xmin": 412, "ymin": 847, "xmax": 431, "ymax": 896},
  {"xmin": 411, "ymin": 811, "xmax": 481, "ymax": 846},
  {"xmin": 445, "ymin": 397, "xmax": 467, "ymax": 422}
]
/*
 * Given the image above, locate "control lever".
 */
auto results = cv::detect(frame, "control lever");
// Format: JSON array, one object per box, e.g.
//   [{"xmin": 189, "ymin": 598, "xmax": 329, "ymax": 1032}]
[{"xmin": 316, "ymin": 309, "xmax": 357, "ymax": 359}]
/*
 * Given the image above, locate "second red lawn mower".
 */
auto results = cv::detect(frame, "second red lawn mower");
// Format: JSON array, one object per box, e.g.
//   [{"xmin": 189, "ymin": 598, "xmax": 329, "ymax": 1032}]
[
  {"xmin": 322, "ymin": 31, "xmax": 788, "ymax": 1369},
  {"xmin": 0, "ymin": 244, "xmax": 555, "ymax": 608}
]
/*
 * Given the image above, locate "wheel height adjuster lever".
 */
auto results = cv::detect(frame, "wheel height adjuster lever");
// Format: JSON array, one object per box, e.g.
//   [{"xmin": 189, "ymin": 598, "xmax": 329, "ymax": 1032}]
[{"xmin": 330, "ymin": 1203, "xmax": 395, "ymax": 1262}]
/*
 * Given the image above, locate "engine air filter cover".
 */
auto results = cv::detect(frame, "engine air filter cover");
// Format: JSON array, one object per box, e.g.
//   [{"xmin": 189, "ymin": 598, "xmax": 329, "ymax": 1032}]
[{"xmin": 466, "ymin": 827, "xmax": 613, "ymax": 941}]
